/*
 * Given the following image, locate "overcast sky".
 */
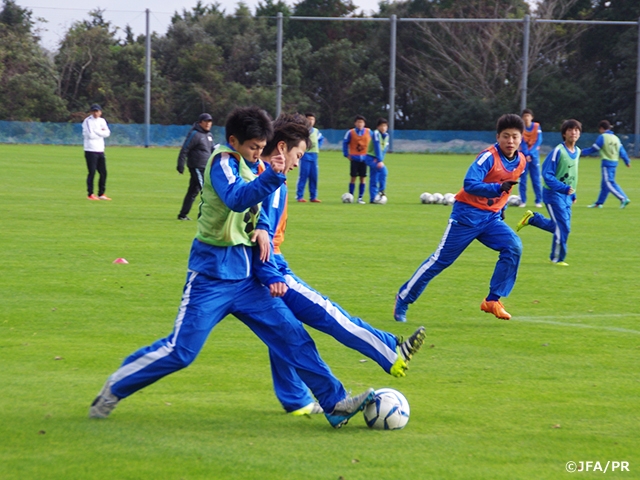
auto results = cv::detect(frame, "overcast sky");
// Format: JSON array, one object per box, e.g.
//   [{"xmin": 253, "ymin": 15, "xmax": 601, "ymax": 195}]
[{"xmin": 22, "ymin": 0, "xmax": 383, "ymax": 50}]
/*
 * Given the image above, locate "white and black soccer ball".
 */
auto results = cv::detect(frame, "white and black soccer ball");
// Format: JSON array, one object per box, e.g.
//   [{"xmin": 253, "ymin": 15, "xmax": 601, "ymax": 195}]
[
  {"xmin": 363, "ymin": 388, "xmax": 410, "ymax": 430},
  {"xmin": 443, "ymin": 193, "xmax": 456, "ymax": 205},
  {"xmin": 432, "ymin": 192, "xmax": 444, "ymax": 205},
  {"xmin": 341, "ymin": 193, "xmax": 354, "ymax": 204},
  {"xmin": 507, "ymin": 194, "xmax": 522, "ymax": 207},
  {"xmin": 374, "ymin": 193, "xmax": 388, "ymax": 204},
  {"xmin": 420, "ymin": 192, "xmax": 433, "ymax": 204}
]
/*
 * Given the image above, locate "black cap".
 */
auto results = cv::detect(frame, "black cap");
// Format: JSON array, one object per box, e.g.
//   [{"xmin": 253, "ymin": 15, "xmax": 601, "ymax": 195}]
[
  {"xmin": 198, "ymin": 113, "xmax": 213, "ymax": 122},
  {"xmin": 90, "ymin": 104, "xmax": 102, "ymax": 111}
]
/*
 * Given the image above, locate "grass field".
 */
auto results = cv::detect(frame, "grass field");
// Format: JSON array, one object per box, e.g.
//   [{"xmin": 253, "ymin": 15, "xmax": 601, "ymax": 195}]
[{"xmin": 1, "ymin": 144, "xmax": 639, "ymax": 479}]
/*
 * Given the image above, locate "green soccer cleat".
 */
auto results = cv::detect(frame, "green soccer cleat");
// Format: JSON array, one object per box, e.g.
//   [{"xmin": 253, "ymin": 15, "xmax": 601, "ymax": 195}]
[
  {"xmin": 587, "ymin": 203, "xmax": 603, "ymax": 208},
  {"xmin": 620, "ymin": 199, "xmax": 630, "ymax": 209},
  {"xmin": 390, "ymin": 326, "xmax": 427, "ymax": 378},
  {"xmin": 325, "ymin": 388, "xmax": 375, "ymax": 428},
  {"xmin": 516, "ymin": 210, "xmax": 534, "ymax": 232},
  {"xmin": 290, "ymin": 402, "xmax": 324, "ymax": 416},
  {"xmin": 550, "ymin": 260, "xmax": 569, "ymax": 267}
]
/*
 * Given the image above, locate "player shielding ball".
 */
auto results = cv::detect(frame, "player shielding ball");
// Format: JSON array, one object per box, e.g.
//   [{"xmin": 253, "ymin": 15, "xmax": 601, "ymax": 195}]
[{"xmin": 394, "ymin": 114, "xmax": 526, "ymax": 322}]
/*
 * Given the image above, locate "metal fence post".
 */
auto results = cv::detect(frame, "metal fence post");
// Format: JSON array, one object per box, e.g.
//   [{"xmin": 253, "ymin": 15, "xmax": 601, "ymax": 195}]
[
  {"xmin": 520, "ymin": 14, "xmax": 530, "ymax": 113},
  {"xmin": 144, "ymin": 8, "xmax": 151, "ymax": 148},
  {"xmin": 389, "ymin": 14, "xmax": 397, "ymax": 152}
]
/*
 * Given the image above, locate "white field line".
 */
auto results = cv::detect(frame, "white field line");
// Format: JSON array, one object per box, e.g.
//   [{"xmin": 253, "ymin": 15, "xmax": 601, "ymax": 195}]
[{"xmin": 512, "ymin": 313, "xmax": 640, "ymax": 335}]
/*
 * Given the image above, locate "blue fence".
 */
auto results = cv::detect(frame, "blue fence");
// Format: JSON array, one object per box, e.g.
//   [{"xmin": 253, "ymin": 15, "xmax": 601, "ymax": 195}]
[{"xmin": 1, "ymin": 120, "xmax": 634, "ymax": 155}]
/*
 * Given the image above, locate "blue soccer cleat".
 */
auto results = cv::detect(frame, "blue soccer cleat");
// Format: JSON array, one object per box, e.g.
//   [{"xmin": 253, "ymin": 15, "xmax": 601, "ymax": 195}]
[
  {"xmin": 393, "ymin": 295, "xmax": 409, "ymax": 322},
  {"xmin": 325, "ymin": 388, "xmax": 375, "ymax": 428}
]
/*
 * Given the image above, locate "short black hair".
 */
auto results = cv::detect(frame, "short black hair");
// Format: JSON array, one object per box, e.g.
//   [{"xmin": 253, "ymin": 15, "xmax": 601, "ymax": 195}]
[
  {"xmin": 561, "ymin": 119, "xmax": 582, "ymax": 139},
  {"xmin": 354, "ymin": 115, "xmax": 366, "ymax": 122},
  {"xmin": 598, "ymin": 120, "xmax": 612, "ymax": 131},
  {"xmin": 225, "ymin": 106, "xmax": 273, "ymax": 144},
  {"xmin": 262, "ymin": 113, "xmax": 311, "ymax": 157},
  {"xmin": 521, "ymin": 108, "xmax": 533, "ymax": 117},
  {"xmin": 496, "ymin": 114, "xmax": 524, "ymax": 134},
  {"xmin": 376, "ymin": 117, "xmax": 388, "ymax": 127},
  {"xmin": 305, "ymin": 112, "xmax": 316, "ymax": 119}
]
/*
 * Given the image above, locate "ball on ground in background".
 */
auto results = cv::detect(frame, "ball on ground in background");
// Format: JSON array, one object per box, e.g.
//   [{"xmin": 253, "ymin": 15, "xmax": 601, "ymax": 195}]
[
  {"xmin": 341, "ymin": 193, "xmax": 354, "ymax": 203},
  {"xmin": 507, "ymin": 194, "xmax": 522, "ymax": 206},
  {"xmin": 432, "ymin": 192, "xmax": 444, "ymax": 205},
  {"xmin": 374, "ymin": 193, "xmax": 388, "ymax": 204},
  {"xmin": 420, "ymin": 192, "xmax": 433, "ymax": 204},
  {"xmin": 363, "ymin": 388, "xmax": 410, "ymax": 430},
  {"xmin": 443, "ymin": 193, "xmax": 456, "ymax": 205}
]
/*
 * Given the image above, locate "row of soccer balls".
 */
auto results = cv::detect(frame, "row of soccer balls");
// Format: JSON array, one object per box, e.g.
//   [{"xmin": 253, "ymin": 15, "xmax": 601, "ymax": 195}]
[
  {"xmin": 341, "ymin": 192, "xmax": 523, "ymax": 207},
  {"xmin": 341, "ymin": 193, "xmax": 388, "ymax": 204},
  {"xmin": 420, "ymin": 193, "xmax": 523, "ymax": 206}
]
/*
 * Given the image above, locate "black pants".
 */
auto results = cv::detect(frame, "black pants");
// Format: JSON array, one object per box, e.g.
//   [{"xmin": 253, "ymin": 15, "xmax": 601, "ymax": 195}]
[
  {"xmin": 85, "ymin": 151, "xmax": 107, "ymax": 196},
  {"xmin": 179, "ymin": 167, "xmax": 205, "ymax": 217}
]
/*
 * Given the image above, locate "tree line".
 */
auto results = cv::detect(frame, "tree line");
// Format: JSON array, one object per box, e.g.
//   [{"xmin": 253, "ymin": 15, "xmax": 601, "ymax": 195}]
[{"xmin": 0, "ymin": 0, "xmax": 638, "ymax": 132}]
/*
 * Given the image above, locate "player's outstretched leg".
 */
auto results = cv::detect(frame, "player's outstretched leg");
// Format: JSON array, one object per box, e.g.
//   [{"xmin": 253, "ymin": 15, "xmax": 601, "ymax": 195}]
[
  {"xmin": 325, "ymin": 388, "xmax": 375, "ymax": 429},
  {"xmin": 390, "ymin": 326, "xmax": 427, "ymax": 378},
  {"xmin": 89, "ymin": 378, "xmax": 120, "ymax": 418}
]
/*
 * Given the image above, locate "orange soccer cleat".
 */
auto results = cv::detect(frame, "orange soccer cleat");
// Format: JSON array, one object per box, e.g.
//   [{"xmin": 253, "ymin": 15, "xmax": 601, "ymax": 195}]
[{"xmin": 480, "ymin": 299, "xmax": 511, "ymax": 320}]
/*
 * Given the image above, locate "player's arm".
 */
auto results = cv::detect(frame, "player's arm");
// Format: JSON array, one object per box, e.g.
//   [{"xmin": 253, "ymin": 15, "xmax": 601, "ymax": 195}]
[
  {"xmin": 532, "ymin": 127, "xmax": 542, "ymax": 153},
  {"xmin": 210, "ymin": 155, "xmax": 285, "ymax": 212},
  {"xmin": 462, "ymin": 151, "xmax": 503, "ymax": 198},
  {"xmin": 177, "ymin": 129, "xmax": 196, "ymax": 173},
  {"xmin": 94, "ymin": 119, "xmax": 110, "ymax": 138},
  {"xmin": 619, "ymin": 143, "xmax": 631, "ymax": 166},
  {"xmin": 342, "ymin": 131, "xmax": 351, "ymax": 159},
  {"xmin": 317, "ymin": 131, "xmax": 325, "ymax": 149},
  {"xmin": 580, "ymin": 135, "xmax": 603, "ymax": 157},
  {"xmin": 519, "ymin": 138, "xmax": 529, "ymax": 156}
]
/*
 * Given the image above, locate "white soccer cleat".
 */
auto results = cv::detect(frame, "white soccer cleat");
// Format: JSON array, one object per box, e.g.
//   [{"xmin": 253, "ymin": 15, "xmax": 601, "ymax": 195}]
[{"xmin": 89, "ymin": 379, "xmax": 120, "ymax": 418}]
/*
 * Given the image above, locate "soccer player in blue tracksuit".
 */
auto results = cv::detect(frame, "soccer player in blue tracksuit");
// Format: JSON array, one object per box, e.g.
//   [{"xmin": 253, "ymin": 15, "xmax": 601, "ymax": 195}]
[
  {"xmin": 518, "ymin": 108, "xmax": 543, "ymax": 208},
  {"xmin": 89, "ymin": 107, "xmax": 374, "ymax": 429},
  {"xmin": 296, "ymin": 112, "xmax": 324, "ymax": 203},
  {"xmin": 516, "ymin": 119, "xmax": 582, "ymax": 266},
  {"xmin": 394, "ymin": 114, "xmax": 526, "ymax": 322},
  {"xmin": 254, "ymin": 114, "xmax": 426, "ymax": 415},
  {"xmin": 343, "ymin": 115, "xmax": 371, "ymax": 204},
  {"xmin": 581, "ymin": 120, "xmax": 631, "ymax": 209},
  {"xmin": 365, "ymin": 118, "xmax": 390, "ymax": 204}
]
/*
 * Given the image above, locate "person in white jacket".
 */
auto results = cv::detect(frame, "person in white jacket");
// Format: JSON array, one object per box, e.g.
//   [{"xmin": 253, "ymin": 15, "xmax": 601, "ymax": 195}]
[{"xmin": 82, "ymin": 104, "xmax": 111, "ymax": 200}]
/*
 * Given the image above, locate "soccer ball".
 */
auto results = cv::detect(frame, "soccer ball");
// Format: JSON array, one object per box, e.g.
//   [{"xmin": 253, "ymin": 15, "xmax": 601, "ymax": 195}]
[
  {"xmin": 341, "ymin": 193, "xmax": 354, "ymax": 203},
  {"xmin": 363, "ymin": 388, "xmax": 410, "ymax": 430},
  {"xmin": 432, "ymin": 192, "xmax": 444, "ymax": 205},
  {"xmin": 374, "ymin": 193, "xmax": 388, "ymax": 204},
  {"xmin": 443, "ymin": 193, "xmax": 456, "ymax": 205},
  {"xmin": 507, "ymin": 194, "xmax": 522, "ymax": 206},
  {"xmin": 420, "ymin": 192, "xmax": 433, "ymax": 204}
]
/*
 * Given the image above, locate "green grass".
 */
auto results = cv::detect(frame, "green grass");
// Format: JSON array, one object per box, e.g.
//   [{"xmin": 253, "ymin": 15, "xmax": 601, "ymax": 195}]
[{"xmin": 1, "ymin": 144, "xmax": 639, "ymax": 479}]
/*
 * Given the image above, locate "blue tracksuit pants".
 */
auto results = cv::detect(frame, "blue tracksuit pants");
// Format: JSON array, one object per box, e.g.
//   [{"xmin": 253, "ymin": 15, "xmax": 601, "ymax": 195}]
[
  {"xmin": 107, "ymin": 271, "xmax": 347, "ymax": 413},
  {"xmin": 397, "ymin": 216, "xmax": 522, "ymax": 304},
  {"xmin": 519, "ymin": 157, "xmax": 543, "ymax": 205},
  {"xmin": 365, "ymin": 157, "xmax": 388, "ymax": 202},
  {"xmin": 296, "ymin": 158, "xmax": 319, "ymax": 200},
  {"xmin": 269, "ymin": 273, "xmax": 399, "ymax": 412},
  {"xmin": 529, "ymin": 202, "xmax": 572, "ymax": 262},
  {"xmin": 596, "ymin": 164, "xmax": 627, "ymax": 205}
]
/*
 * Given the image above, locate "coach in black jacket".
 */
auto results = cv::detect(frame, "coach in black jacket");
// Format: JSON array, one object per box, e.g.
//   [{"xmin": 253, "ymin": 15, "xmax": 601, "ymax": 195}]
[{"xmin": 177, "ymin": 113, "xmax": 215, "ymax": 220}]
